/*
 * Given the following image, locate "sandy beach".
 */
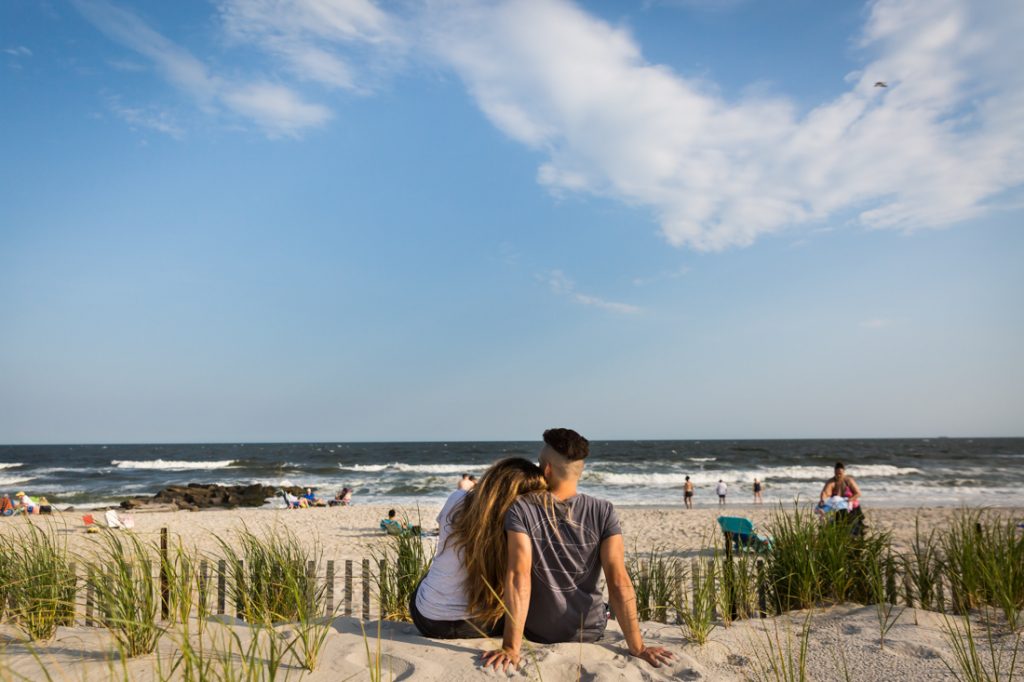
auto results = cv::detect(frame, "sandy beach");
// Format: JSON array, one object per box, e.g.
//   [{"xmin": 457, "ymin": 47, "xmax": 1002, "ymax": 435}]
[{"xmin": 2, "ymin": 502, "xmax": 1022, "ymax": 681}]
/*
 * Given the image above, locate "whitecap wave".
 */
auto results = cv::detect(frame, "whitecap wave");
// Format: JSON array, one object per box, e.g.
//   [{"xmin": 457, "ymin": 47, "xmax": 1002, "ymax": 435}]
[
  {"xmin": 0, "ymin": 462, "xmax": 24, "ymax": 470},
  {"xmin": 110, "ymin": 459, "xmax": 236, "ymax": 470},
  {"xmin": 339, "ymin": 462, "xmax": 483, "ymax": 474},
  {"xmin": 0, "ymin": 475, "xmax": 32, "ymax": 486}
]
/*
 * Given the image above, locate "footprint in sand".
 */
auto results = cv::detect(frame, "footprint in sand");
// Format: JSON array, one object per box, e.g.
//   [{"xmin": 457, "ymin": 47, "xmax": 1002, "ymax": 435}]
[{"xmin": 842, "ymin": 623, "xmax": 862, "ymax": 635}]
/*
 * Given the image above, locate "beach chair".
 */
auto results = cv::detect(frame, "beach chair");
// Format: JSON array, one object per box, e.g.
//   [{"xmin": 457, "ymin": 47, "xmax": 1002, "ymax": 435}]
[{"xmin": 717, "ymin": 516, "xmax": 771, "ymax": 553}]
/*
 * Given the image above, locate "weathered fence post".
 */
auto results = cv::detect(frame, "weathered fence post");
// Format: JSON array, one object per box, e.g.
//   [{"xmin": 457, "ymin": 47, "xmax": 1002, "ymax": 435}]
[
  {"xmin": 326, "ymin": 560, "xmax": 335, "ymax": 614},
  {"xmin": 690, "ymin": 559, "xmax": 699, "ymax": 617},
  {"xmin": 723, "ymin": 532, "xmax": 737, "ymax": 622},
  {"xmin": 706, "ymin": 559, "xmax": 717, "ymax": 619},
  {"xmin": 67, "ymin": 561, "xmax": 77, "ymax": 626},
  {"xmin": 362, "ymin": 559, "xmax": 371, "ymax": 620},
  {"xmin": 85, "ymin": 564, "xmax": 95, "ymax": 627},
  {"xmin": 199, "ymin": 560, "xmax": 209, "ymax": 618},
  {"xmin": 756, "ymin": 558, "xmax": 767, "ymax": 618},
  {"xmin": 160, "ymin": 527, "xmax": 169, "ymax": 620},
  {"xmin": 345, "ymin": 560, "xmax": 353, "ymax": 617},
  {"xmin": 235, "ymin": 560, "xmax": 244, "ymax": 617},
  {"xmin": 217, "ymin": 560, "xmax": 226, "ymax": 615},
  {"xmin": 885, "ymin": 561, "xmax": 897, "ymax": 605},
  {"xmin": 307, "ymin": 560, "xmax": 317, "ymax": 614}
]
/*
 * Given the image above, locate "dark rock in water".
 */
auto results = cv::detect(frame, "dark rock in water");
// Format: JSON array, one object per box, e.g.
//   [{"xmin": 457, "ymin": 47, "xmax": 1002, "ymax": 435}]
[{"xmin": 121, "ymin": 483, "xmax": 307, "ymax": 511}]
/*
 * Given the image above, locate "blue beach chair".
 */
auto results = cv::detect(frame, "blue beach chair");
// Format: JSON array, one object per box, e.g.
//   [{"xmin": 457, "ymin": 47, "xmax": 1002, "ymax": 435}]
[{"xmin": 717, "ymin": 516, "xmax": 772, "ymax": 554}]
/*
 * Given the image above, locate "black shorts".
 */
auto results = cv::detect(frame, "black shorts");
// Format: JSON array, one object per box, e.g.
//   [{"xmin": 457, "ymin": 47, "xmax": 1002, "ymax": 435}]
[
  {"xmin": 684, "ymin": 491, "xmax": 693, "ymax": 498},
  {"xmin": 718, "ymin": 495, "xmax": 726, "ymax": 500},
  {"xmin": 409, "ymin": 585, "xmax": 502, "ymax": 639}
]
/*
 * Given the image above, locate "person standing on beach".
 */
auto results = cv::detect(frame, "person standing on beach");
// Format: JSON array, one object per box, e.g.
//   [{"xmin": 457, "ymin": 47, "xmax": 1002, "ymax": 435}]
[
  {"xmin": 458, "ymin": 474, "xmax": 474, "ymax": 491},
  {"xmin": 482, "ymin": 428, "xmax": 674, "ymax": 672},
  {"xmin": 716, "ymin": 479, "xmax": 727, "ymax": 506},
  {"xmin": 683, "ymin": 476, "xmax": 694, "ymax": 509},
  {"xmin": 753, "ymin": 478, "xmax": 763, "ymax": 504}
]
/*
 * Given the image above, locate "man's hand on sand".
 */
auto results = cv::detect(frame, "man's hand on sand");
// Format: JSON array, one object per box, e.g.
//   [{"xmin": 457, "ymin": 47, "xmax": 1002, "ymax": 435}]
[
  {"xmin": 632, "ymin": 646, "xmax": 675, "ymax": 667},
  {"xmin": 480, "ymin": 648, "xmax": 521, "ymax": 672}
]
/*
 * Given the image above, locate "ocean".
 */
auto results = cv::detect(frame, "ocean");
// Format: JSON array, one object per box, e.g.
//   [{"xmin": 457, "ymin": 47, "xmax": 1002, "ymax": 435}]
[{"xmin": 1, "ymin": 438, "xmax": 1022, "ymax": 509}]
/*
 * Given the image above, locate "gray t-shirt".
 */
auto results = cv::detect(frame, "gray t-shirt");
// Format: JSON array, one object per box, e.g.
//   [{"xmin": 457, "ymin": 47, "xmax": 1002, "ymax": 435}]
[{"xmin": 504, "ymin": 493, "xmax": 622, "ymax": 644}]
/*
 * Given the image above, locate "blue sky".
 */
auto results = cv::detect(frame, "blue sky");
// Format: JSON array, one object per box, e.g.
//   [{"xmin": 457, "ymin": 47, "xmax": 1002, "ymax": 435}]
[{"xmin": 1, "ymin": 0, "xmax": 1022, "ymax": 444}]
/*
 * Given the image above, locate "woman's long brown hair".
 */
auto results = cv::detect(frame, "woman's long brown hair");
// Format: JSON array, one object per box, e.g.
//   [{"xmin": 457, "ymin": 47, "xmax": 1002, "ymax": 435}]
[{"xmin": 446, "ymin": 457, "xmax": 547, "ymax": 626}]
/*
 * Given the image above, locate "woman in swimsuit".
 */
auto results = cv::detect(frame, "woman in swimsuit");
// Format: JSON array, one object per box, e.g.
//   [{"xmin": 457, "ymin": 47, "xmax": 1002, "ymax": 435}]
[
  {"xmin": 819, "ymin": 461, "xmax": 861, "ymax": 510},
  {"xmin": 753, "ymin": 478, "xmax": 763, "ymax": 504}
]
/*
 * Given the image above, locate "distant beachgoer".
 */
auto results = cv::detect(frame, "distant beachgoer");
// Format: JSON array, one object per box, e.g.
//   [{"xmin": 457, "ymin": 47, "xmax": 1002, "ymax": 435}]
[
  {"xmin": 303, "ymin": 488, "xmax": 325, "ymax": 507},
  {"xmin": 331, "ymin": 487, "xmax": 353, "ymax": 507},
  {"xmin": 0, "ymin": 494, "xmax": 13, "ymax": 516},
  {"xmin": 716, "ymin": 480, "xmax": 727, "ymax": 506},
  {"xmin": 380, "ymin": 509, "xmax": 405, "ymax": 534},
  {"xmin": 283, "ymin": 490, "xmax": 306, "ymax": 509},
  {"xmin": 753, "ymin": 479, "xmax": 763, "ymax": 504},
  {"xmin": 458, "ymin": 474, "xmax": 474, "ymax": 491},
  {"xmin": 15, "ymin": 492, "xmax": 36, "ymax": 514},
  {"xmin": 683, "ymin": 476, "xmax": 694, "ymax": 509},
  {"xmin": 819, "ymin": 461, "xmax": 860, "ymax": 510},
  {"xmin": 468, "ymin": 475, "xmax": 477, "ymax": 488}
]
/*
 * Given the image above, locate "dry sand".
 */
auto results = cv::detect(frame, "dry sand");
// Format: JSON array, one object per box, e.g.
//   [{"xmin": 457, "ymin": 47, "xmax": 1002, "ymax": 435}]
[{"xmin": 2, "ymin": 502, "xmax": 1022, "ymax": 681}]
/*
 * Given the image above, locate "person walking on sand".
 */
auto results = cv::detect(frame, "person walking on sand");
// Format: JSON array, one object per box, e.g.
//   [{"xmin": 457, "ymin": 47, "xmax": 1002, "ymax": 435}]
[
  {"xmin": 753, "ymin": 478, "xmax": 763, "ymax": 504},
  {"xmin": 716, "ymin": 479, "xmax": 727, "ymax": 506},
  {"xmin": 683, "ymin": 476, "xmax": 694, "ymax": 509},
  {"xmin": 482, "ymin": 428, "xmax": 674, "ymax": 672}
]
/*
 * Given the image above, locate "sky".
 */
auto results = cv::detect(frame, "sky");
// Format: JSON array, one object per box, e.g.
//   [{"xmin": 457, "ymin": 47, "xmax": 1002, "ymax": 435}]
[{"xmin": 1, "ymin": 0, "xmax": 1022, "ymax": 444}]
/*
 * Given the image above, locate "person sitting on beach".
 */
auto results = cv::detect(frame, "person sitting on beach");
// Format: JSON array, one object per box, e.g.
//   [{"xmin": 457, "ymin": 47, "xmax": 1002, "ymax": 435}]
[
  {"xmin": 716, "ymin": 479, "xmax": 728, "ymax": 506},
  {"xmin": 282, "ymin": 490, "xmax": 306, "ymax": 509},
  {"xmin": 0, "ymin": 494, "xmax": 14, "ymax": 517},
  {"xmin": 818, "ymin": 461, "xmax": 861, "ymax": 510},
  {"xmin": 482, "ymin": 429, "xmax": 674, "ymax": 671},
  {"xmin": 380, "ymin": 509, "xmax": 405, "ymax": 534},
  {"xmin": 303, "ymin": 488, "xmax": 326, "ymax": 507},
  {"xmin": 411, "ymin": 457, "xmax": 546, "ymax": 639},
  {"xmin": 15, "ymin": 492, "xmax": 37, "ymax": 515},
  {"xmin": 683, "ymin": 476, "xmax": 694, "ymax": 509},
  {"xmin": 330, "ymin": 487, "xmax": 353, "ymax": 507}
]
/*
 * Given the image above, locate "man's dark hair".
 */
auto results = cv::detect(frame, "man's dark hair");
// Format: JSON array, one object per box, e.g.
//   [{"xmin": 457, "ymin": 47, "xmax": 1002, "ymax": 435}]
[
  {"xmin": 388, "ymin": 509, "xmax": 396, "ymax": 518},
  {"xmin": 468, "ymin": 475, "xmax": 477, "ymax": 482},
  {"xmin": 543, "ymin": 428, "xmax": 590, "ymax": 461},
  {"xmin": 834, "ymin": 461, "xmax": 845, "ymax": 470}
]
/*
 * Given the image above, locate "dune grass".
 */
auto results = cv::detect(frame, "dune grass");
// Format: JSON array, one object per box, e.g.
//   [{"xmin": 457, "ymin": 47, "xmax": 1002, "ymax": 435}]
[
  {"xmin": 626, "ymin": 545, "xmax": 680, "ymax": 624},
  {"xmin": 747, "ymin": 613, "xmax": 811, "ymax": 682},
  {"xmin": 763, "ymin": 503, "xmax": 891, "ymax": 613},
  {"xmin": 942, "ymin": 609, "xmax": 1022, "ymax": 682},
  {"xmin": 89, "ymin": 529, "xmax": 164, "ymax": 657},
  {"xmin": 1, "ymin": 521, "xmax": 77, "ymax": 641},
  {"xmin": 373, "ymin": 525, "xmax": 433, "ymax": 622}
]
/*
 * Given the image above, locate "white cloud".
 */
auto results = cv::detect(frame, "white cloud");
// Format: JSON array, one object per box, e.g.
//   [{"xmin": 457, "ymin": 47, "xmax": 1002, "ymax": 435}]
[
  {"xmin": 106, "ymin": 97, "xmax": 184, "ymax": 138},
  {"xmin": 221, "ymin": 82, "xmax": 332, "ymax": 137},
  {"xmin": 217, "ymin": 0, "xmax": 401, "ymax": 90},
  {"xmin": 426, "ymin": 0, "xmax": 1024, "ymax": 250},
  {"xmin": 542, "ymin": 270, "xmax": 641, "ymax": 314},
  {"xmin": 73, "ymin": 0, "xmax": 330, "ymax": 137},
  {"xmin": 4, "ymin": 46, "xmax": 33, "ymax": 57}
]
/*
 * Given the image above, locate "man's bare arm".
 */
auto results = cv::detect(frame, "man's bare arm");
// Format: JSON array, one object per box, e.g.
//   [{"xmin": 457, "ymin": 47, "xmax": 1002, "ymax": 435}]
[
  {"xmin": 600, "ymin": 534, "xmax": 674, "ymax": 668},
  {"xmin": 480, "ymin": 530, "xmax": 532, "ymax": 672}
]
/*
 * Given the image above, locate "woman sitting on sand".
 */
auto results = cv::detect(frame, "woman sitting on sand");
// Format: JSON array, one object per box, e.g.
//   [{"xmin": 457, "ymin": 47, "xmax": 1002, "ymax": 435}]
[{"xmin": 410, "ymin": 457, "xmax": 546, "ymax": 639}]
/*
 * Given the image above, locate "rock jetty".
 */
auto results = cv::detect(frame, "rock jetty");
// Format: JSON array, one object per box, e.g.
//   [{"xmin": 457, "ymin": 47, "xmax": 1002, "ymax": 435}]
[{"xmin": 121, "ymin": 483, "xmax": 307, "ymax": 511}]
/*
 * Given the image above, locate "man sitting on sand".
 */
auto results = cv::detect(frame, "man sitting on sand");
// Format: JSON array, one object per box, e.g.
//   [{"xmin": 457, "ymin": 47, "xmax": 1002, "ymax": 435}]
[
  {"xmin": 15, "ymin": 492, "xmax": 36, "ymax": 514},
  {"xmin": 0, "ymin": 494, "xmax": 13, "ymax": 516},
  {"xmin": 380, "ymin": 509, "xmax": 406, "ymax": 534},
  {"xmin": 482, "ymin": 428, "xmax": 674, "ymax": 671}
]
